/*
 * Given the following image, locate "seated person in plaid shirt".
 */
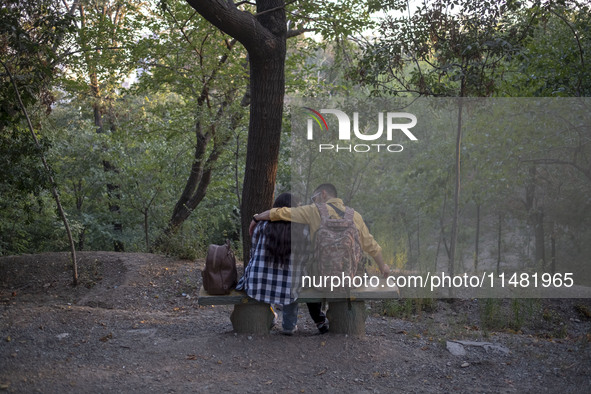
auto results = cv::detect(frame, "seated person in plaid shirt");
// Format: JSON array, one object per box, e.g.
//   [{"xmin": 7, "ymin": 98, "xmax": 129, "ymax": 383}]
[{"xmin": 237, "ymin": 193, "xmax": 314, "ymax": 335}]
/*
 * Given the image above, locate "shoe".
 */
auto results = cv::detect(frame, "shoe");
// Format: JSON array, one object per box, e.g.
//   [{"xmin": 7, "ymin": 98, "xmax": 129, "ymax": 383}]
[
  {"xmin": 316, "ymin": 318, "xmax": 329, "ymax": 334},
  {"xmin": 271, "ymin": 306, "xmax": 278, "ymax": 327},
  {"xmin": 282, "ymin": 325, "xmax": 298, "ymax": 336}
]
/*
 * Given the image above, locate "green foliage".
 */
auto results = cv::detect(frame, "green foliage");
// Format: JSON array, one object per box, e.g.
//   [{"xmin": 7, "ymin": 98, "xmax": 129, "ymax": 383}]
[
  {"xmin": 0, "ymin": 128, "xmax": 50, "ymax": 198},
  {"xmin": 355, "ymin": 0, "xmax": 528, "ymax": 97},
  {"xmin": 480, "ymin": 298, "xmax": 504, "ymax": 331},
  {"xmin": 288, "ymin": 0, "xmax": 376, "ymax": 41},
  {"xmin": 480, "ymin": 298, "xmax": 539, "ymax": 332},
  {"xmin": 2, "ymin": 0, "xmax": 590, "ymax": 277},
  {"xmin": 503, "ymin": 2, "xmax": 591, "ymax": 96},
  {"xmin": 0, "ymin": 0, "xmax": 388, "ymax": 257},
  {"xmin": 60, "ymin": 0, "xmax": 145, "ymax": 97},
  {"xmin": 0, "ymin": 0, "xmax": 73, "ymax": 198},
  {"xmin": 0, "ymin": 0, "xmax": 74, "ymax": 118},
  {"xmin": 42, "ymin": 87, "xmax": 245, "ymax": 253},
  {"xmin": 381, "ymin": 298, "xmax": 436, "ymax": 319},
  {"xmin": 0, "ymin": 0, "xmax": 78, "ymax": 255}
]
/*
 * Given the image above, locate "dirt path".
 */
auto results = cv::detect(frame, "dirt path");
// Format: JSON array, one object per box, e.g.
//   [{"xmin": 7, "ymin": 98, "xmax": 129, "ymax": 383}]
[{"xmin": 0, "ymin": 252, "xmax": 590, "ymax": 393}]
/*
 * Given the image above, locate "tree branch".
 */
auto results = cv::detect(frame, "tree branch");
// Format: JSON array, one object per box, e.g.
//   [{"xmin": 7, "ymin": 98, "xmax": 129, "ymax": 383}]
[
  {"xmin": 1, "ymin": 59, "xmax": 78, "ymax": 285},
  {"xmin": 548, "ymin": 6, "xmax": 585, "ymax": 96},
  {"xmin": 165, "ymin": 5, "xmax": 203, "ymax": 58},
  {"xmin": 59, "ymin": 45, "xmax": 125, "ymax": 59},
  {"xmin": 521, "ymin": 158, "xmax": 591, "ymax": 182},
  {"xmin": 185, "ymin": 0, "xmax": 277, "ymax": 56},
  {"xmin": 287, "ymin": 28, "xmax": 314, "ymax": 38},
  {"xmin": 254, "ymin": 0, "xmax": 297, "ymax": 17}
]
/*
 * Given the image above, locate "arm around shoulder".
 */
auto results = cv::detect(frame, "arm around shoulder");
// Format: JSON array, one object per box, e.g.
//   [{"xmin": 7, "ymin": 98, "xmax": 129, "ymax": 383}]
[{"xmin": 249, "ymin": 210, "xmax": 272, "ymax": 236}]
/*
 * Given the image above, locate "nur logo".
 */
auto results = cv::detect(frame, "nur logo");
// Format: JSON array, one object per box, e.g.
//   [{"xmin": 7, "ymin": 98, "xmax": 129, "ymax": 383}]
[{"xmin": 304, "ymin": 108, "xmax": 418, "ymax": 153}]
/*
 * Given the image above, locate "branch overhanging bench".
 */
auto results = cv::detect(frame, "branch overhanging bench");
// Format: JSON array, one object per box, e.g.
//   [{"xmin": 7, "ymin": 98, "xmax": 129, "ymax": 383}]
[{"xmin": 198, "ymin": 281, "xmax": 399, "ymax": 335}]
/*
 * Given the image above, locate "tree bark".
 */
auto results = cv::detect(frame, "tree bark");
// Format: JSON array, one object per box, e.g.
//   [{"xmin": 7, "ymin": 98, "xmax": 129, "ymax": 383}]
[
  {"xmin": 435, "ymin": 189, "xmax": 450, "ymax": 269},
  {"xmin": 525, "ymin": 166, "xmax": 545, "ymax": 268},
  {"xmin": 497, "ymin": 212, "xmax": 502, "ymax": 275},
  {"xmin": 416, "ymin": 208, "xmax": 420, "ymax": 260},
  {"xmin": 474, "ymin": 204, "xmax": 480, "ymax": 272},
  {"xmin": 165, "ymin": 124, "xmax": 212, "ymax": 235},
  {"xmin": 550, "ymin": 222, "xmax": 556, "ymax": 275},
  {"xmin": 534, "ymin": 208, "xmax": 545, "ymax": 267},
  {"xmin": 407, "ymin": 227, "xmax": 413, "ymax": 269},
  {"xmin": 449, "ymin": 96, "xmax": 464, "ymax": 281},
  {"xmin": 185, "ymin": 0, "xmax": 287, "ymax": 262},
  {"xmin": 144, "ymin": 208, "xmax": 150, "ymax": 251}
]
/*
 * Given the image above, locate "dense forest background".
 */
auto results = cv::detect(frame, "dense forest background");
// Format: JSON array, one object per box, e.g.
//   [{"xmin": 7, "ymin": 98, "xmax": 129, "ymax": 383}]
[{"xmin": 1, "ymin": 0, "xmax": 590, "ymax": 284}]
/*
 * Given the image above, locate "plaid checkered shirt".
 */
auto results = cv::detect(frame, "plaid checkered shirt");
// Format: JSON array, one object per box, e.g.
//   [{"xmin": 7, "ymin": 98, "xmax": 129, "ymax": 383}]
[{"xmin": 236, "ymin": 221, "xmax": 309, "ymax": 305}]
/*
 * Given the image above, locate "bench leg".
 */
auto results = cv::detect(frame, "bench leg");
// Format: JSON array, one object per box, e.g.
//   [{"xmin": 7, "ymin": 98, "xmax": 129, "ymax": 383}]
[
  {"xmin": 326, "ymin": 300, "xmax": 367, "ymax": 336},
  {"xmin": 230, "ymin": 303, "xmax": 274, "ymax": 334}
]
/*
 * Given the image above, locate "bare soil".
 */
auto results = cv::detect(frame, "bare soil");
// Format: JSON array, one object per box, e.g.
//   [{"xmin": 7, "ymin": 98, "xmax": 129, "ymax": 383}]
[{"xmin": 0, "ymin": 252, "xmax": 590, "ymax": 393}]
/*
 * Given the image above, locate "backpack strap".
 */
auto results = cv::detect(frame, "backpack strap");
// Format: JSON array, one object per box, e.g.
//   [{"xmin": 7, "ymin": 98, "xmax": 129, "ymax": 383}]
[
  {"xmin": 328, "ymin": 202, "xmax": 355, "ymax": 222},
  {"xmin": 344, "ymin": 207, "xmax": 355, "ymax": 222},
  {"xmin": 315, "ymin": 202, "xmax": 330, "ymax": 224},
  {"xmin": 327, "ymin": 202, "xmax": 345, "ymax": 218}
]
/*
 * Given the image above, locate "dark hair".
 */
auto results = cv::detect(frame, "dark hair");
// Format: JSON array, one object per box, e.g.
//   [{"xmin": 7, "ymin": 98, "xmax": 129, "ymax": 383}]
[
  {"xmin": 262, "ymin": 192, "xmax": 300, "ymax": 267},
  {"xmin": 272, "ymin": 192, "xmax": 298, "ymax": 209},
  {"xmin": 314, "ymin": 183, "xmax": 338, "ymax": 198}
]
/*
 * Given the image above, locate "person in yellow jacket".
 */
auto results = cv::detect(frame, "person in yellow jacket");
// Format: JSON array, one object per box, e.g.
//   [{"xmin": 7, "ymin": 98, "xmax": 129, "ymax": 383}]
[{"xmin": 251, "ymin": 183, "xmax": 391, "ymax": 279}]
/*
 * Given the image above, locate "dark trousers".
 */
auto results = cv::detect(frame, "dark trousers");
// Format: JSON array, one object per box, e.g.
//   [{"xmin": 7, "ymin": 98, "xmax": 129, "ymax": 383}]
[{"xmin": 306, "ymin": 302, "xmax": 326, "ymax": 324}]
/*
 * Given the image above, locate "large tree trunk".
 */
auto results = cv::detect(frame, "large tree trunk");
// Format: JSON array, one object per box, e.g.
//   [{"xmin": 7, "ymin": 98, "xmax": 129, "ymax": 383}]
[
  {"xmin": 185, "ymin": 0, "xmax": 287, "ymax": 263},
  {"xmin": 240, "ymin": 49, "xmax": 285, "ymax": 260}
]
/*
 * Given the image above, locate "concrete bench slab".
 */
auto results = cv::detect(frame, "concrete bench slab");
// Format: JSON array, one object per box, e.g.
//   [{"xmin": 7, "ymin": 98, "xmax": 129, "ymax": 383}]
[{"xmin": 198, "ymin": 281, "xmax": 399, "ymax": 335}]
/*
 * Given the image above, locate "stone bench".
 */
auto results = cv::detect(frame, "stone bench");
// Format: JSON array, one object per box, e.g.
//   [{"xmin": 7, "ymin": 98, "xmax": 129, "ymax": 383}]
[{"xmin": 198, "ymin": 280, "xmax": 399, "ymax": 335}]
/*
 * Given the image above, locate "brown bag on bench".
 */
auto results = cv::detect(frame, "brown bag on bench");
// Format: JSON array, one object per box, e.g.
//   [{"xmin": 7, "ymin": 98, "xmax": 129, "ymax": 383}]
[{"xmin": 202, "ymin": 240, "xmax": 238, "ymax": 295}]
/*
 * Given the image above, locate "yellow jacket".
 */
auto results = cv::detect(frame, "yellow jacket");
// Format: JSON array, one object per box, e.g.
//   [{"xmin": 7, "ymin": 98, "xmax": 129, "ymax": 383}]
[{"xmin": 269, "ymin": 198, "xmax": 382, "ymax": 259}]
